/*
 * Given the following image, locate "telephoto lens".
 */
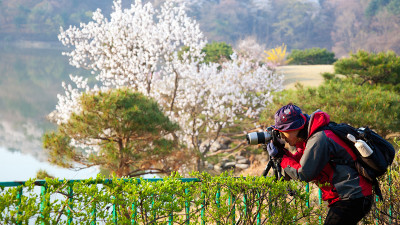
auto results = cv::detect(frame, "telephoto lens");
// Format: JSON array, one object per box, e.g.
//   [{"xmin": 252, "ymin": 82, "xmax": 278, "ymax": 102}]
[{"xmin": 246, "ymin": 131, "xmax": 272, "ymax": 145}]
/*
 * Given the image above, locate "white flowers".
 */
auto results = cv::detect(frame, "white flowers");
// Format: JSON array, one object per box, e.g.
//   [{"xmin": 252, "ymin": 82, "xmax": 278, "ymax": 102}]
[{"xmin": 55, "ymin": 0, "xmax": 284, "ymax": 153}]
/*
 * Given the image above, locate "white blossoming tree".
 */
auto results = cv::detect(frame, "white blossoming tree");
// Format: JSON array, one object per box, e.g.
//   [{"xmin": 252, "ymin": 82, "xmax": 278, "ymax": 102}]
[{"xmin": 51, "ymin": 0, "xmax": 284, "ymax": 173}]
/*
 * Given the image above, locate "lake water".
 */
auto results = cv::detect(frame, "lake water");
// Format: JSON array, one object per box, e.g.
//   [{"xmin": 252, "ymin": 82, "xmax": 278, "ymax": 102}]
[
  {"xmin": 0, "ymin": 43, "xmax": 100, "ymax": 181},
  {"xmin": 0, "ymin": 147, "xmax": 99, "ymax": 181}
]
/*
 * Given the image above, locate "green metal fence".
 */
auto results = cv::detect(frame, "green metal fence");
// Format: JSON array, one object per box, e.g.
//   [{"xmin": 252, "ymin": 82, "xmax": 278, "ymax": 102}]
[
  {"xmin": 0, "ymin": 174, "xmax": 394, "ymax": 224},
  {"xmin": 1, "ymin": 178, "xmax": 203, "ymax": 224},
  {"xmin": 0, "ymin": 177, "xmax": 316, "ymax": 224}
]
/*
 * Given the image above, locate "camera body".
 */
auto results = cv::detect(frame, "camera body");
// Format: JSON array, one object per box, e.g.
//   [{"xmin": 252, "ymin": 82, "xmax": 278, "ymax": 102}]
[{"xmin": 246, "ymin": 127, "xmax": 277, "ymax": 145}]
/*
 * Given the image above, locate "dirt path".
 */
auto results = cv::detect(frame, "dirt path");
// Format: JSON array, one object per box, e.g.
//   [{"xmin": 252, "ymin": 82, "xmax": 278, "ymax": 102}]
[{"xmin": 278, "ymin": 65, "xmax": 334, "ymax": 89}]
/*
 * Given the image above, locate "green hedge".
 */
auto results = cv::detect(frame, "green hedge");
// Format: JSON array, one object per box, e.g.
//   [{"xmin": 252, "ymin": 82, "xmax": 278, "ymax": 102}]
[
  {"xmin": 1, "ymin": 161, "xmax": 399, "ymax": 224},
  {"xmin": 287, "ymin": 48, "xmax": 337, "ymax": 65},
  {"xmin": 0, "ymin": 173, "xmax": 318, "ymax": 224}
]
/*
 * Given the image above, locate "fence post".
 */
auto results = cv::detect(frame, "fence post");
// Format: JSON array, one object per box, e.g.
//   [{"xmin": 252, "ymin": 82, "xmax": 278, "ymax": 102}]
[
  {"xmin": 216, "ymin": 184, "xmax": 221, "ymax": 225},
  {"xmin": 201, "ymin": 190, "xmax": 205, "ymax": 225},
  {"xmin": 257, "ymin": 191, "xmax": 261, "ymax": 225},
  {"xmin": 304, "ymin": 183, "xmax": 310, "ymax": 225},
  {"xmin": 228, "ymin": 189, "xmax": 235, "ymax": 225},
  {"xmin": 16, "ymin": 186, "xmax": 22, "ymax": 225},
  {"xmin": 67, "ymin": 184, "xmax": 73, "ymax": 225},
  {"xmin": 305, "ymin": 183, "xmax": 310, "ymax": 208},
  {"xmin": 243, "ymin": 193, "xmax": 248, "ymax": 220},
  {"xmin": 131, "ymin": 201, "xmax": 137, "ymax": 225},
  {"xmin": 389, "ymin": 167, "xmax": 392, "ymax": 224},
  {"xmin": 91, "ymin": 201, "xmax": 96, "ymax": 225},
  {"xmin": 40, "ymin": 184, "xmax": 48, "ymax": 225},
  {"xmin": 132, "ymin": 180, "xmax": 139, "ymax": 225},
  {"xmin": 112, "ymin": 196, "xmax": 118, "ymax": 224},
  {"xmin": 376, "ymin": 195, "xmax": 379, "ymax": 225},
  {"xmin": 151, "ymin": 195, "xmax": 156, "ymax": 224},
  {"xmin": 268, "ymin": 190, "xmax": 272, "ymax": 217},
  {"xmin": 318, "ymin": 189, "xmax": 322, "ymax": 225},
  {"xmin": 185, "ymin": 188, "xmax": 190, "ymax": 225},
  {"xmin": 168, "ymin": 194, "xmax": 174, "ymax": 225}
]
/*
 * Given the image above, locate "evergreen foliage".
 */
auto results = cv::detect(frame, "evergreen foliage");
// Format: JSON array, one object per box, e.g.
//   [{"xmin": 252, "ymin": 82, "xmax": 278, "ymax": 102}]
[
  {"xmin": 333, "ymin": 50, "xmax": 400, "ymax": 85},
  {"xmin": 287, "ymin": 48, "xmax": 337, "ymax": 65},
  {"xmin": 201, "ymin": 41, "xmax": 234, "ymax": 64},
  {"xmin": 178, "ymin": 42, "xmax": 234, "ymax": 64},
  {"xmin": 43, "ymin": 88, "xmax": 181, "ymax": 177}
]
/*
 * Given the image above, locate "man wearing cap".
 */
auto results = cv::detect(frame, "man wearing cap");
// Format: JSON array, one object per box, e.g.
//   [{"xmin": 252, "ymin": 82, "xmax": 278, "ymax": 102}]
[{"xmin": 267, "ymin": 103, "xmax": 372, "ymax": 225}]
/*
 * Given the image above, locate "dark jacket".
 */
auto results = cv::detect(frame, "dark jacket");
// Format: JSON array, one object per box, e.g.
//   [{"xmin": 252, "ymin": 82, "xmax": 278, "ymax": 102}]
[{"xmin": 280, "ymin": 110, "xmax": 372, "ymax": 206}]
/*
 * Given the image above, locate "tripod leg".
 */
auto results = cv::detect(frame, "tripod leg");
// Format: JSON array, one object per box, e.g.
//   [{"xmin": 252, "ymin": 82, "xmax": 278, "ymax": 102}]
[
  {"xmin": 275, "ymin": 160, "xmax": 282, "ymax": 180},
  {"xmin": 262, "ymin": 160, "xmax": 273, "ymax": 177}
]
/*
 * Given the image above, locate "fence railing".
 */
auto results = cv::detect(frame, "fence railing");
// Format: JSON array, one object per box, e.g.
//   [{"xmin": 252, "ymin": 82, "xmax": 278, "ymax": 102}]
[
  {"xmin": 0, "ymin": 176, "xmax": 319, "ymax": 224},
  {"xmin": 0, "ymin": 172, "xmax": 395, "ymax": 224}
]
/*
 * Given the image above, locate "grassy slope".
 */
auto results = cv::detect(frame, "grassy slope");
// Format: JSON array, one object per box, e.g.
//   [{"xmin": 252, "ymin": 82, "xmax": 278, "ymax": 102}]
[{"xmin": 278, "ymin": 65, "xmax": 334, "ymax": 89}]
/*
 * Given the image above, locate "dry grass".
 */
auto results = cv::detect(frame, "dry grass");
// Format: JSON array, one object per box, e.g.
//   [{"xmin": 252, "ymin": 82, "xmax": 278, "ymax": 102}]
[{"xmin": 277, "ymin": 65, "xmax": 334, "ymax": 89}]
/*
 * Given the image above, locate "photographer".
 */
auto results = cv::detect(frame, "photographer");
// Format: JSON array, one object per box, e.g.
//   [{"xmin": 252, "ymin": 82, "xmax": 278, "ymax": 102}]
[{"xmin": 267, "ymin": 104, "xmax": 372, "ymax": 225}]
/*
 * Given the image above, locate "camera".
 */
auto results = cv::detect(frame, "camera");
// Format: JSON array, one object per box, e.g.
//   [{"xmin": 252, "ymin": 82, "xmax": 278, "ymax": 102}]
[{"xmin": 246, "ymin": 127, "xmax": 275, "ymax": 145}]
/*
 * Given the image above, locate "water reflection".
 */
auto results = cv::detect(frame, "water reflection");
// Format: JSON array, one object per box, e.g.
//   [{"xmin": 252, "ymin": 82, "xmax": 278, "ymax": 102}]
[
  {"xmin": 0, "ymin": 147, "xmax": 99, "ymax": 181},
  {"xmin": 0, "ymin": 43, "xmax": 94, "ymax": 179}
]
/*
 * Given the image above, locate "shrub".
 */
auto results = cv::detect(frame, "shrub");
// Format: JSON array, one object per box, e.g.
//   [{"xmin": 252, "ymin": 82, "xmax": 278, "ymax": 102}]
[
  {"xmin": 287, "ymin": 48, "xmax": 337, "ymax": 65},
  {"xmin": 201, "ymin": 41, "xmax": 234, "ymax": 64},
  {"xmin": 334, "ymin": 50, "xmax": 400, "ymax": 85},
  {"xmin": 0, "ymin": 173, "xmax": 319, "ymax": 224},
  {"xmin": 263, "ymin": 43, "xmax": 290, "ymax": 66},
  {"xmin": 2, "ymin": 168, "xmax": 399, "ymax": 223},
  {"xmin": 179, "ymin": 41, "xmax": 234, "ymax": 64}
]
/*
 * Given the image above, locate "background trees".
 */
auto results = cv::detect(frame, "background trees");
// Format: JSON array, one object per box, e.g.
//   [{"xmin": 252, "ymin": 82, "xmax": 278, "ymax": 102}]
[{"xmin": 2, "ymin": 0, "xmax": 400, "ymax": 58}]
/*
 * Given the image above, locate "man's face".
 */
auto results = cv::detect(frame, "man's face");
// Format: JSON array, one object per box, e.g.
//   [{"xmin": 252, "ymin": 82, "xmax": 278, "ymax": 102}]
[{"xmin": 280, "ymin": 130, "xmax": 300, "ymax": 146}]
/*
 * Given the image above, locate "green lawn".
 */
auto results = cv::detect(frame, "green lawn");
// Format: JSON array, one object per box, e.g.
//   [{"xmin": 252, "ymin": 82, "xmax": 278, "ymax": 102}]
[{"xmin": 277, "ymin": 65, "xmax": 334, "ymax": 89}]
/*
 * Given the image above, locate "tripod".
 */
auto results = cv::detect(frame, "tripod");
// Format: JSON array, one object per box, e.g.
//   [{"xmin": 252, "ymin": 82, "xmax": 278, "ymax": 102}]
[
  {"xmin": 261, "ymin": 155, "xmax": 283, "ymax": 180},
  {"xmin": 261, "ymin": 143, "xmax": 283, "ymax": 179},
  {"xmin": 260, "ymin": 144, "xmax": 296, "ymax": 196}
]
